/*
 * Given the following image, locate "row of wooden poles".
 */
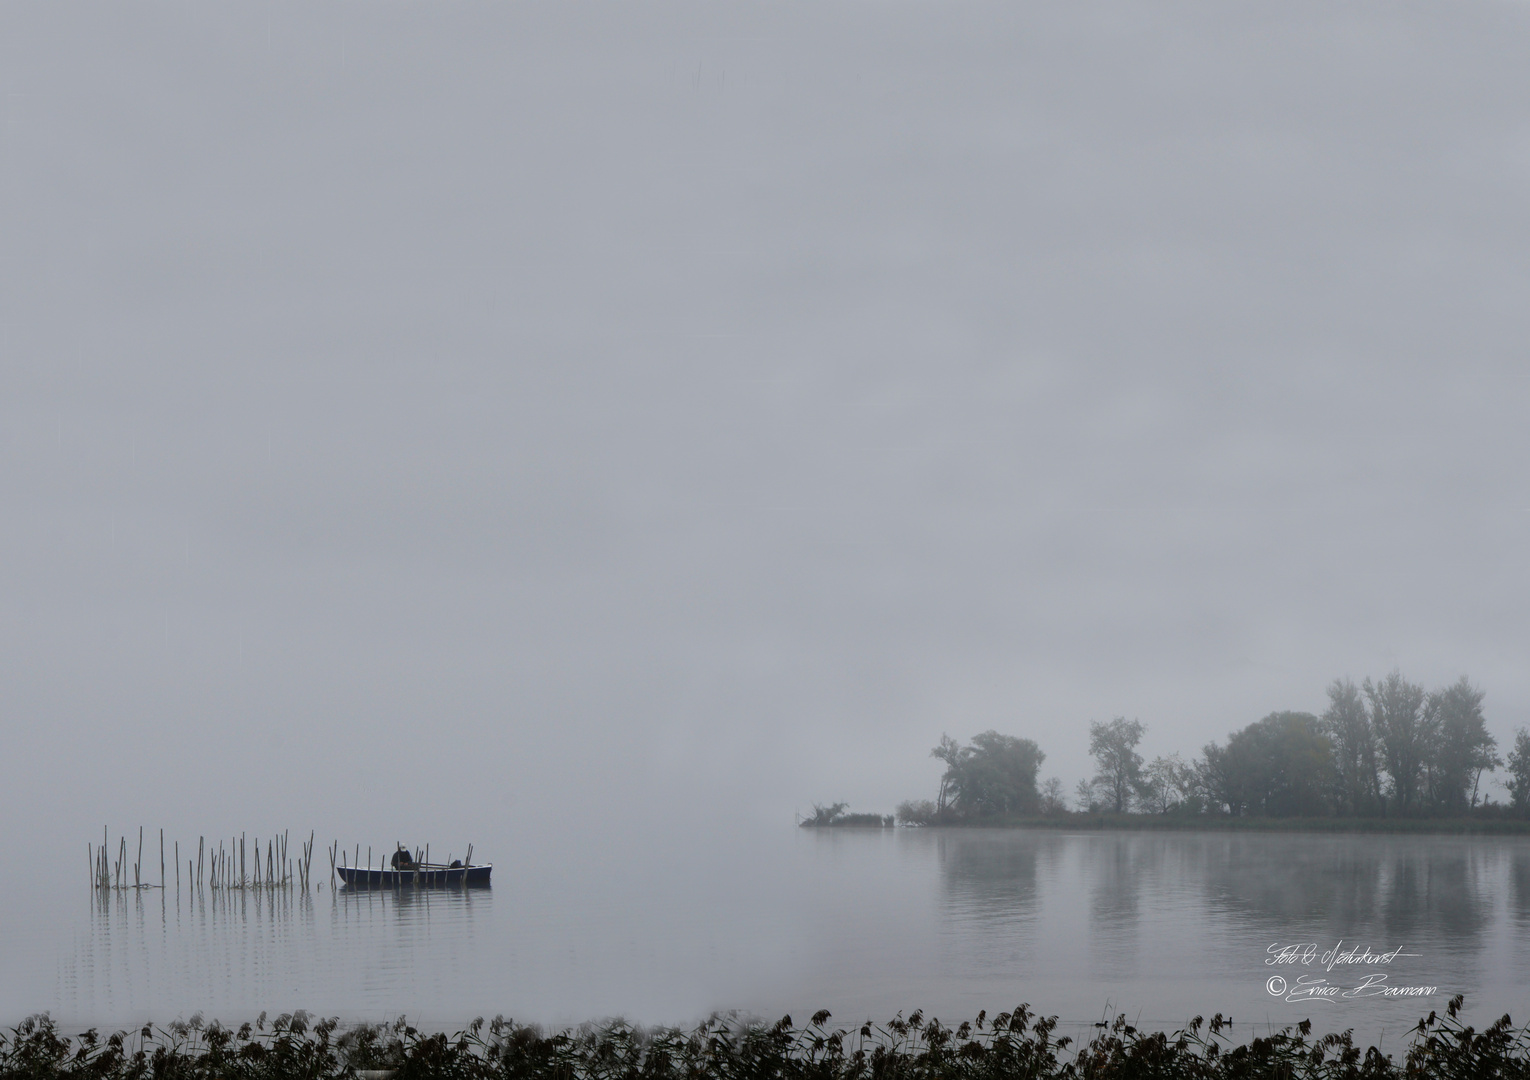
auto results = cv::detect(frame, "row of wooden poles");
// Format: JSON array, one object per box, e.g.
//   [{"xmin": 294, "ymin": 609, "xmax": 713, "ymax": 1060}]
[
  {"xmin": 90, "ymin": 830, "xmax": 479, "ymax": 893},
  {"xmin": 90, "ymin": 827, "xmax": 319, "ymax": 892},
  {"xmin": 331, "ymin": 842, "xmax": 473, "ymax": 875}
]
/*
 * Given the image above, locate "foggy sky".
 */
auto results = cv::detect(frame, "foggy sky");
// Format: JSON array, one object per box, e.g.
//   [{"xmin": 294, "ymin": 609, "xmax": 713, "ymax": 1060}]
[{"xmin": 4, "ymin": 0, "xmax": 1530, "ymax": 855}]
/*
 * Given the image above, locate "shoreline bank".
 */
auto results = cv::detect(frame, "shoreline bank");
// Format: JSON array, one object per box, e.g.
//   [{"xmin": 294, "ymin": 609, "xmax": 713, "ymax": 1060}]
[{"xmin": 807, "ymin": 814, "xmax": 1530, "ymax": 835}]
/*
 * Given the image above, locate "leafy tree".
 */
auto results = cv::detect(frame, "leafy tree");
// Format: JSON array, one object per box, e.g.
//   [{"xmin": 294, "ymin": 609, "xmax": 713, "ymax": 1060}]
[
  {"xmin": 1506, "ymin": 729, "xmax": 1530, "ymax": 813},
  {"xmin": 1074, "ymin": 777, "xmax": 1098, "ymax": 813},
  {"xmin": 1426, "ymin": 676, "xmax": 1499, "ymax": 811},
  {"xmin": 1088, "ymin": 718, "xmax": 1145, "ymax": 814},
  {"xmin": 1197, "ymin": 740, "xmax": 1242, "ymax": 815},
  {"xmin": 1321, "ymin": 678, "xmax": 1379, "ymax": 815},
  {"xmin": 1200, "ymin": 713, "xmax": 1334, "ymax": 817},
  {"xmin": 930, "ymin": 730, "xmax": 1046, "ymax": 818},
  {"xmin": 1365, "ymin": 670, "xmax": 1433, "ymax": 813}
]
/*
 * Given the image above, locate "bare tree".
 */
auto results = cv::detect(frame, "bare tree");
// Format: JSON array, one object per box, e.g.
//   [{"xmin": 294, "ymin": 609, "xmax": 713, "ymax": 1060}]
[
  {"xmin": 1140, "ymin": 753, "xmax": 1193, "ymax": 813},
  {"xmin": 1039, "ymin": 776, "xmax": 1068, "ymax": 814}
]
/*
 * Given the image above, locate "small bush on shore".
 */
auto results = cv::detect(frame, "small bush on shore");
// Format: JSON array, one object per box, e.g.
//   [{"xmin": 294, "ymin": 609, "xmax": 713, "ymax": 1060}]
[
  {"xmin": 4, "ymin": 995, "xmax": 1527, "ymax": 1079},
  {"xmin": 896, "ymin": 799, "xmax": 938, "ymax": 826},
  {"xmin": 801, "ymin": 804, "xmax": 893, "ymax": 827}
]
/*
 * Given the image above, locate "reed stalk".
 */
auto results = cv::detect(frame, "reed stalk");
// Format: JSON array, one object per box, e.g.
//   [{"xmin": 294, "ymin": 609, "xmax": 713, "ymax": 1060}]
[{"xmin": 14, "ymin": 998, "xmax": 1530, "ymax": 1080}]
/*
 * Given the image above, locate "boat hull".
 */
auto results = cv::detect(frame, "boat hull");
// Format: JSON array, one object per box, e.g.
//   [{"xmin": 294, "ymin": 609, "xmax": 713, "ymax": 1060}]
[{"xmin": 336, "ymin": 863, "xmax": 491, "ymax": 889}]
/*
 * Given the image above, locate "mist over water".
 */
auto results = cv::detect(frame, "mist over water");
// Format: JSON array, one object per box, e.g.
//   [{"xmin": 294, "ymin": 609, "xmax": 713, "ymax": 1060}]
[
  {"xmin": 5, "ymin": 0, "xmax": 1530, "ymax": 1043},
  {"xmin": 16, "ymin": 827, "xmax": 1530, "ymax": 1047}
]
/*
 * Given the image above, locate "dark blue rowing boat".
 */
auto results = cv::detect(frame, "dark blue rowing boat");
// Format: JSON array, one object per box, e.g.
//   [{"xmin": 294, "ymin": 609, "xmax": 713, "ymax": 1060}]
[{"xmin": 336, "ymin": 861, "xmax": 491, "ymax": 889}]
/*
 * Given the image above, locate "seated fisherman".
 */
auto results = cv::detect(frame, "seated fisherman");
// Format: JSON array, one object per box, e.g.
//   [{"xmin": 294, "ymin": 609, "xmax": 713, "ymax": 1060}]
[{"xmin": 390, "ymin": 845, "xmax": 417, "ymax": 871}]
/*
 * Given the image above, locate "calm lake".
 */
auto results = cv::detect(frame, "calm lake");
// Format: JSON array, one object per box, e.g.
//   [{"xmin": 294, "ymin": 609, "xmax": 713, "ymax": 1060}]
[{"xmin": 12, "ymin": 827, "xmax": 1530, "ymax": 1049}]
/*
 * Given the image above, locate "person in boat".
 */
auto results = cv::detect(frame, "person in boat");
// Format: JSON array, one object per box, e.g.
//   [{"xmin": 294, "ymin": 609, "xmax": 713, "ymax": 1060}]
[{"xmin": 390, "ymin": 845, "xmax": 418, "ymax": 871}]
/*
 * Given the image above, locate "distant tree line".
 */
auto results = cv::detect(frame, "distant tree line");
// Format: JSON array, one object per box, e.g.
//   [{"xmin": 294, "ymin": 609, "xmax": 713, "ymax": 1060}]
[{"xmin": 899, "ymin": 670, "xmax": 1530, "ymax": 823}]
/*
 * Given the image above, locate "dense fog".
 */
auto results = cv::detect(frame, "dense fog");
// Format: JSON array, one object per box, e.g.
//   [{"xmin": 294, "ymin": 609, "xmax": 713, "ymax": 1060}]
[{"xmin": 4, "ymin": 0, "xmax": 1529, "ymax": 865}]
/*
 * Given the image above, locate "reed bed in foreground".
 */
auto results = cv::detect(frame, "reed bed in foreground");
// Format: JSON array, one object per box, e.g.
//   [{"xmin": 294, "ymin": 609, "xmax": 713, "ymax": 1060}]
[{"xmin": 5, "ymin": 996, "xmax": 1529, "ymax": 1080}]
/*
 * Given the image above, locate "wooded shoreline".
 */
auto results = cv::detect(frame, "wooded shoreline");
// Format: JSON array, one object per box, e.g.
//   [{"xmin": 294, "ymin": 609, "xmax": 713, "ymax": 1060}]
[
  {"xmin": 802, "ymin": 812, "xmax": 1530, "ymax": 834},
  {"xmin": 805, "ymin": 671, "xmax": 1530, "ymax": 830}
]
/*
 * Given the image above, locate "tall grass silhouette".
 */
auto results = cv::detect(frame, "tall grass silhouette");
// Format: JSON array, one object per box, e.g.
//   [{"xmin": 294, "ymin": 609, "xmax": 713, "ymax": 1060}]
[{"xmin": 5, "ymin": 996, "xmax": 1526, "ymax": 1079}]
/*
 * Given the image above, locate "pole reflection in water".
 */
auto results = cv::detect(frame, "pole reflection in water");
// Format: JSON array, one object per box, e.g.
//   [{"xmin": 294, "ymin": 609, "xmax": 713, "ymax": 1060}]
[{"xmin": 57, "ymin": 883, "xmax": 488, "ymax": 1026}]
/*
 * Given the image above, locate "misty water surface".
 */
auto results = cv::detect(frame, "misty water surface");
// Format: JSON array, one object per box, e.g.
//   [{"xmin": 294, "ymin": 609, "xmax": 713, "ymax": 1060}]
[{"xmin": 15, "ymin": 827, "xmax": 1530, "ymax": 1048}]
